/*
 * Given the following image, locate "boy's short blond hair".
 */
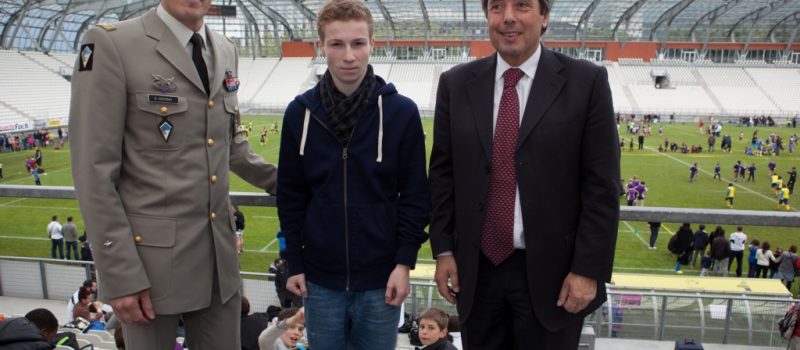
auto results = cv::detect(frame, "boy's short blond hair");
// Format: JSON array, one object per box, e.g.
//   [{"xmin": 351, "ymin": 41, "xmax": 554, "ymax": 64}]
[
  {"xmin": 316, "ymin": 0, "xmax": 374, "ymax": 42},
  {"xmin": 418, "ymin": 308, "xmax": 449, "ymax": 331}
]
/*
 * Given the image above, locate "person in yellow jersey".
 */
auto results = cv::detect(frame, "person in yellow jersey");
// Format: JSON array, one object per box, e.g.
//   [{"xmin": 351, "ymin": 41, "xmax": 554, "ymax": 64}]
[
  {"xmin": 772, "ymin": 174, "xmax": 780, "ymax": 194},
  {"xmin": 725, "ymin": 183, "xmax": 736, "ymax": 208},
  {"xmin": 779, "ymin": 184, "xmax": 791, "ymax": 211}
]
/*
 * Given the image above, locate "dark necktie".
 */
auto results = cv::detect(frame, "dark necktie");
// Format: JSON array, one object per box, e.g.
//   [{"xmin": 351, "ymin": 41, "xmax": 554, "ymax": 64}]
[
  {"xmin": 189, "ymin": 33, "xmax": 210, "ymax": 96},
  {"xmin": 481, "ymin": 68, "xmax": 525, "ymax": 266}
]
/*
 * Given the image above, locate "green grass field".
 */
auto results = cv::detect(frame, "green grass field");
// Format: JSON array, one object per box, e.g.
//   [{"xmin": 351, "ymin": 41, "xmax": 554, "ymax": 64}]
[{"xmin": 2, "ymin": 118, "xmax": 800, "ymax": 284}]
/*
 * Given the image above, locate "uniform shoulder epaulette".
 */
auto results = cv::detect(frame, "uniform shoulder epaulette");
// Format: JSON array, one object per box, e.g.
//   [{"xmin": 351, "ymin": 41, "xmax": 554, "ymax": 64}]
[{"xmin": 96, "ymin": 23, "xmax": 116, "ymax": 31}]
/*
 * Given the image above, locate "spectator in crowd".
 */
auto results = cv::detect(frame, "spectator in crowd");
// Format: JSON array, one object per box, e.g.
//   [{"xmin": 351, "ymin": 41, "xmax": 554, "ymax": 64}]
[
  {"xmin": 234, "ymin": 205, "xmax": 245, "ymax": 254},
  {"xmin": 0, "ymin": 308, "xmax": 58, "ymax": 349},
  {"xmin": 62, "ymin": 216, "xmax": 79, "ymax": 260},
  {"xmin": 672, "ymin": 223, "xmax": 694, "ymax": 274},
  {"xmin": 46, "ymin": 215, "xmax": 63, "ymax": 259},
  {"xmin": 34, "ymin": 146, "xmax": 43, "ymax": 169},
  {"xmin": 690, "ymin": 224, "xmax": 709, "ymax": 268},
  {"xmin": 648, "ymin": 221, "xmax": 661, "ymax": 250},
  {"xmin": 710, "ymin": 231, "xmax": 731, "ymax": 277},
  {"xmin": 778, "ymin": 246, "xmax": 799, "ymax": 293},
  {"xmin": 240, "ymin": 296, "xmax": 269, "ymax": 350},
  {"xmin": 31, "ymin": 167, "xmax": 41, "ymax": 186},
  {"xmin": 73, "ymin": 286, "xmax": 104, "ymax": 325},
  {"xmin": 79, "ymin": 233, "xmax": 93, "ymax": 261},
  {"xmin": 771, "ymin": 246, "xmax": 784, "ymax": 278},
  {"xmin": 0, "ymin": 162, "xmax": 4, "ymax": 180},
  {"xmin": 417, "ymin": 307, "xmax": 458, "ymax": 350},
  {"xmin": 278, "ymin": 1, "xmax": 429, "ymax": 349},
  {"xmin": 258, "ymin": 307, "xmax": 307, "ymax": 350},
  {"xmin": 729, "ymin": 226, "xmax": 748, "ymax": 277},
  {"xmin": 699, "ymin": 251, "xmax": 713, "ymax": 277},
  {"xmin": 755, "ymin": 241, "xmax": 779, "ymax": 278},
  {"xmin": 748, "ymin": 239, "xmax": 761, "ymax": 278},
  {"xmin": 67, "ymin": 279, "xmax": 97, "ymax": 322}
]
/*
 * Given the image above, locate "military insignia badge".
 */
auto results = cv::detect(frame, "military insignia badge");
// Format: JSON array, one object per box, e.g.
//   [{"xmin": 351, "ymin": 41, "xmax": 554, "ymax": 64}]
[
  {"xmin": 151, "ymin": 74, "xmax": 177, "ymax": 93},
  {"xmin": 79, "ymin": 44, "xmax": 94, "ymax": 71},
  {"xmin": 223, "ymin": 69, "xmax": 240, "ymax": 92},
  {"xmin": 158, "ymin": 119, "xmax": 174, "ymax": 142}
]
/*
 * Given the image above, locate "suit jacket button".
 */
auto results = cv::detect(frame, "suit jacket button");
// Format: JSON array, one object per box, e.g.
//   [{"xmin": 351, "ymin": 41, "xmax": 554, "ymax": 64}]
[
  {"xmin": 211, "ymin": 175, "xmax": 217, "ymax": 184},
  {"xmin": 208, "ymin": 100, "xmax": 215, "ymax": 108},
  {"xmin": 210, "ymin": 212, "xmax": 217, "ymax": 220},
  {"xmin": 207, "ymin": 138, "xmax": 214, "ymax": 147},
  {"xmin": 159, "ymin": 106, "xmax": 168, "ymax": 115},
  {"xmin": 134, "ymin": 235, "xmax": 142, "ymax": 243}
]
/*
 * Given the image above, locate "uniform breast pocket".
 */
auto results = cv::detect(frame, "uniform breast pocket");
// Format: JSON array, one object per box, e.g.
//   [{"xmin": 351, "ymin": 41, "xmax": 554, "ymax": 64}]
[
  {"xmin": 134, "ymin": 92, "xmax": 189, "ymax": 150},
  {"xmin": 223, "ymin": 94, "xmax": 240, "ymax": 143}
]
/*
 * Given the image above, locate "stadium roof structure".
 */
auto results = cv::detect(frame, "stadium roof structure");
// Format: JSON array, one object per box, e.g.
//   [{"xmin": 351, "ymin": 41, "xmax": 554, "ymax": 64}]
[{"xmin": 1, "ymin": 0, "xmax": 799, "ymax": 54}]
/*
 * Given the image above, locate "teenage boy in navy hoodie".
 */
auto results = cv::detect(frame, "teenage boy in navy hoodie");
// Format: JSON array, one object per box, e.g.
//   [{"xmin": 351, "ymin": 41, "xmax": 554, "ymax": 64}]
[{"xmin": 276, "ymin": 0, "xmax": 430, "ymax": 349}]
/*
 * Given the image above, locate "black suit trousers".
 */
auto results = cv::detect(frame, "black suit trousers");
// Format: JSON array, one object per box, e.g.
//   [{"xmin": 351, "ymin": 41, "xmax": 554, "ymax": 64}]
[{"xmin": 461, "ymin": 250, "xmax": 583, "ymax": 350}]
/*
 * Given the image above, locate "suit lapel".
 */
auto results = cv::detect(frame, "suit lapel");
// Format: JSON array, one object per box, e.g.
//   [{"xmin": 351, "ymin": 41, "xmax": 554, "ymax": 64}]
[
  {"xmin": 517, "ymin": 48, "xmax": 565, "ymax": 151},
  {"xmin": 466, "ymin": 56, "xmax": 498, "ymax": 161},
  {"xmin": 207, "ymin": 29, "xmax": 226, "ymax": 98},
  {"xmin": 143, "ymin": 10, "xmax": 207, "ymax": 96}
]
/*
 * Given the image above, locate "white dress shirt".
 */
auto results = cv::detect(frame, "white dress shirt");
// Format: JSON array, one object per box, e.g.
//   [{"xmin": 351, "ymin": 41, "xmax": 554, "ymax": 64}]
[
  {"xmin": 156, "ymin": 4, "xmax": 215, "ymax": 84},
  {"xmin": 492, "ymin": 46, "xmax": 542, "ymax": 249}
]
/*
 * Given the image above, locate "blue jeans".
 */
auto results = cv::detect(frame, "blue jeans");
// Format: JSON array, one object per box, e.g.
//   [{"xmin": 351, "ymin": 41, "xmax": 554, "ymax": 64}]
[
  {"xmin": 304, "ymin": 281, "xmax": 400, "ymax": 350},
  {"xmin": 51, "ymin": 238, "xmax": 64, "ymax": 259},
  {"xmin": 65, "ymin": 241, "xmax": 79, "ymax": 260}
]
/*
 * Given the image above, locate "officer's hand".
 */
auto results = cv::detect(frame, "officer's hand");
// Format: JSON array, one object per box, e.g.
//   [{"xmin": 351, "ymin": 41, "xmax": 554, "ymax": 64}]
[
  {"xmin": 385, "ymin": 264, "xmax": 410, "ymax": 306},
  {"xmin": 557, "ymin": 272, "xmax": 597, "ymax": 314},
  {"xmin": 109, "ymin": 289, "xmax": 155, "ymax": 325},
  {"xmin": 434, "ymin": 255, "xmax": 459, "ymax": 304},
  {"xmin": 287, "ymin": 274, "xmax": 307, "ymax": 298}
]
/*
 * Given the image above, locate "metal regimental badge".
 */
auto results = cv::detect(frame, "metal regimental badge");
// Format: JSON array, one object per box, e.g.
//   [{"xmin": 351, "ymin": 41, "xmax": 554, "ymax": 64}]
[
  {"xmin": 158, "ymin": 119, "xmax": 174, "ymax": 142},
  {"xmin": 223, "ymin": 69, "xmax": 240, "ymax": 92},
  {"xmin": 79, "ymin": 44, "xmax": 94, "ymax": 71},
  {"xmin": 151, "ymin": 74, "xmax": 177, "ymax": 93}
]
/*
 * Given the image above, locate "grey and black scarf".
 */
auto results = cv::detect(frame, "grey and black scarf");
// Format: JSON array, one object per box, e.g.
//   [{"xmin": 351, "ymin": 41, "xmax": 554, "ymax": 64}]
[{"xmin": 320, "ymin": 65, "xmax": 376, "ymax": 147}]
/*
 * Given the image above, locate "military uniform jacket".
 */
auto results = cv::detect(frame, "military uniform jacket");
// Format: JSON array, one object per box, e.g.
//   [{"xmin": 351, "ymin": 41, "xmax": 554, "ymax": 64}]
[{"xmin": 69, "ymin": 9, "xmax": 277, "ymax": 314}]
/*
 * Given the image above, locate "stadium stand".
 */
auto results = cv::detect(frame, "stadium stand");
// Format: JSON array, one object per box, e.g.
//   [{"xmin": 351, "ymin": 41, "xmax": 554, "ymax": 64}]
[
  {"xmin": 0, "ymin": 50, "xmax": 70, "ymax": 122},
  {"xmin": 249, "ymin": 58, "xmax": 313, "ymax": 110},
  {"xmin": 237, "ymin": 57, "xmax": 279, "ymax": 106}
]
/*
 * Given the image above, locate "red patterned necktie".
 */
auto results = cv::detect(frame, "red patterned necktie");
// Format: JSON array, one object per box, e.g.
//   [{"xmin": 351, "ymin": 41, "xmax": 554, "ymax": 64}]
[{"xmin": 481, "ymin": 68, "xmax": 525, "ymax": 266}]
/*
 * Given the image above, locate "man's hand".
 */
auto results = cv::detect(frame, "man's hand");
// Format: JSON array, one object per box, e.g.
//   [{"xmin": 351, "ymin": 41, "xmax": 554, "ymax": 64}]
[
  {"xmin": 287, "ymin": 273, "xmax": 307, "ymax": 298},
  {"xmin": 108, "ymin": 289, "xmax": 155, "ymax": 325},
  {"xmin": 385, "ymin": 264, "xmax": 410, "ymax": 306},
  {"xmin": 434, "ymin": 255, "xmax": 459, "ymax": 304},
  {"xmin": 557, "ymin": 272, "xmax": 597, "ymax": 314}
]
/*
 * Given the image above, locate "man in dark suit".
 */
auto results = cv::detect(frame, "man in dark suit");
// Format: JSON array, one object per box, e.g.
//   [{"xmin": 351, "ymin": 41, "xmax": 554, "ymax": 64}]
[{"xmin": 428, "ymin": 0, "xmax": 620, "ymax": 348}]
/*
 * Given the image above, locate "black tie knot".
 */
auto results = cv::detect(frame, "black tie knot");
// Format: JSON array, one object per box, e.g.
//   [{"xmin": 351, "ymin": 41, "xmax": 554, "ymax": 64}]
[
  {"xmin": 190, "ymin": 32, "xmax": 203, "ymax": 48},
  {"xmin": 503, "ymin": 68, "xmax": 524, "ymax": 88}
]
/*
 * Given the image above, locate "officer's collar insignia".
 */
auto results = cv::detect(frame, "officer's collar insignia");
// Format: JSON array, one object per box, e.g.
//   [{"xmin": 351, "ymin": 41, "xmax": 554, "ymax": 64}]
[
  {"xmin": 151, "ymin": 74, "xmax": 177, "ymax": 93},
  {"xmin": 79, "ymin": 44, "xmax": 94, "ymax": 71},
  {"xmin": 158, "ymin": 119, "xmax": 174, "ymax": 142},
  {"xmin": 223, "ymin": 69, "xmax": 240, "ymax": 92}
]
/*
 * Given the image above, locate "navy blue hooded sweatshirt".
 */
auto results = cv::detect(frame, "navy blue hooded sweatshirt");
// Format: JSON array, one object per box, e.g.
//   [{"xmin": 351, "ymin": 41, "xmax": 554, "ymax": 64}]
[{"xmin": 277, "ymin": 75, "xmax": 430, "ymax": 291}]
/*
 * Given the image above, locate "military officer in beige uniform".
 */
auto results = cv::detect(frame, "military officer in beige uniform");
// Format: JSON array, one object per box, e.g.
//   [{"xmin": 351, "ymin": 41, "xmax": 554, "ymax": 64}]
[{"xmin": 69, "ymin": 0, "xmax": 277, "ymax": 348}]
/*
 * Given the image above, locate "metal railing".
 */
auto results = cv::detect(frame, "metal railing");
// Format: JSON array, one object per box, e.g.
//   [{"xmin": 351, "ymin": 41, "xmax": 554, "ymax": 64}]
[{"xmin": 3, "ymin": 184, "xmax": 800, "ymax": 347}]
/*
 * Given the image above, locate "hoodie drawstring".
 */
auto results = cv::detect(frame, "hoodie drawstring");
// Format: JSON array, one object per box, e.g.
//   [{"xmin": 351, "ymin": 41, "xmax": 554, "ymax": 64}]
[
  {"xmin": 376, "ymin": 95, "xmax": 383, "ymax": 163},
  {"xmin": 299, "ymin": 95, "xmax": 383, "ymax": 163},
  {"xmin": 300, "ymin": 108, "xmax": 310, "ymax": 156}
]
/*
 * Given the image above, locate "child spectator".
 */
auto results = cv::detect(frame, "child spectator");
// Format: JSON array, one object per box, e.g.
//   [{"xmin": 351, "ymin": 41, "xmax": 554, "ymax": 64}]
[
  {"xmin": 417, "ymin": 308, "xmax": 457, "ymax": 350},
  {"xmin": 240, "ymin": 296, "xmax": 269, "ymax": 350},
  {"xmin": 258, "ymin": 307, "xmax": 307, "ymax": 350},
  {"xmin": 0, "ymin": 308, "xmax": 58, "ymax": 348},
  {"xmin": 755, "ymin": 241, "xmax": 779, "ymax": 278},
  {"xmin": 699, "ymin": 251, "xmax": 713, "ymax": 277},
  {"xmin": 79, "ymin": 233, "xmax": 93, "ymax": 261},
  {"xmin": 748, "ymin": 239, "xmax": 761, "ymax": 278}
]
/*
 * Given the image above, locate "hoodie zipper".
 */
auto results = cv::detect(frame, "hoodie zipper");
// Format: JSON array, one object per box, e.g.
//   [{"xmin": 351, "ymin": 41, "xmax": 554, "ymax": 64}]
[{"xmin": 309, "ymin": 111, "xmax": 364, "ymax": 291}]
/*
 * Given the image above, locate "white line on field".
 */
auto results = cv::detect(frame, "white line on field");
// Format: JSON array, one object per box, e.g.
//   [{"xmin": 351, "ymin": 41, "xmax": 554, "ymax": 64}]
[
  {"xmin": 0, "ymin": 198, "xmax": 27, "ymax": 207},
  {"xmin": 0, "ymin": 235, "xmax": 48, "ymax": 241},
  {"xmin": 622, "ymin": 221, "xmax": 650, "ymax": 248},
  {"xmin": 260, "ymin": 238, "xmax": 277, "ymax": 252}
]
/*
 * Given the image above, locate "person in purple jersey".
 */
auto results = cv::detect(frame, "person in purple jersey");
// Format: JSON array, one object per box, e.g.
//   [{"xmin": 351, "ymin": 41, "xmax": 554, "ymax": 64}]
[
  {"xmin": 713, "ymin": 163, "xmax": 721, "ymax": 181},
  {"xmin": 635, "ymin": 181, "xmax": 647, "ymax": 207},
  {"xmin": 625, "ymin": 186, "xmax": 638, "ymax": 206},
  {"xmin": 769, "ymin": 159, "xmax": 777, "ymax": 177},
  {"xmin": 733, "ymin": 162, "xmax": 741, "ymax": 181},
  {"xmin": 690, "ymin": 163, "xmax": 698, "ymax": 182},
  {"xmin": 627, "ymin": 176, "xmax": 640, "ymax": 190},
  {"xmin": 748, "ymin": 163, "xmax": 756, "ymax": 182}
]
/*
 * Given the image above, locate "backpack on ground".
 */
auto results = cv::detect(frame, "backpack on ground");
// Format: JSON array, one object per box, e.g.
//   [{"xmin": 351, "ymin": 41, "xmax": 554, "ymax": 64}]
[
  {"xmin": 778, "ymin": 304, "xmax": 800, "ymax": 340},
  {"xmin": 674, "ymin": 338, "xmax": 703, "ymax": 349}
]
